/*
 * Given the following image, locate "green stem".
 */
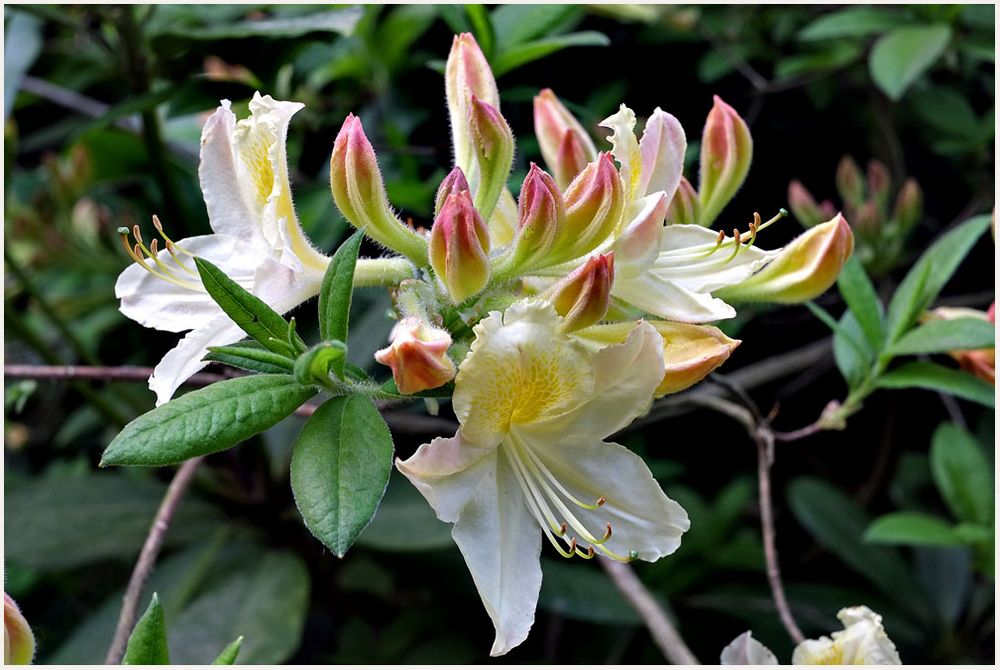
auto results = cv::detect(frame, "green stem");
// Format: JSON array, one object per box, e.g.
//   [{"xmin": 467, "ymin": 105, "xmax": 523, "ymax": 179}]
[{"xmin": 352, "ymin": 257, "xmax": 416, "ymax": 287}]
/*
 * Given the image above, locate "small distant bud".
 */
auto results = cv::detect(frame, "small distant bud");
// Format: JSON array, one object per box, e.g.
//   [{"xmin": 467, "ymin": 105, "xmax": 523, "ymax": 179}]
[
  {"xmin": 446, "ymin": 33, "xmax": 500, "ymax": 176},
  {"xmin": 835, "ymin": 155, "xmax": 865, "ymax": 208},
  {"xmin": 534, "ymin": 89, "xmax": 597, "ymax": 189},
  {"xmin": 867, "ymin": 159, "xmax": 892, "ymax": 214},
  {"xmin": 330, "ymin": 114, "xmax": 428, "ymax": 263},
  {"xmin": 788, "ymin": 180, "xmax": 835, "ymax": 228},
  {"xmin": 854, "ymin": 200, "xmax": 882, "ymax": 239},
  {"xmin": 375, "ymin": 316, "xmax": 457, "ymax": 394},
  {"xmin": 434, "ymin": 167, "xmax": 471, "ymax": 217},
  {"xmin": 549, "ymin": 254, "xmax": 615, "ymax": 331},
  {"xmin": 666, "ymin": 176, "xmax": 699, "ymax": 225},
  {"xmin": 615, "ymin": 192, "xmax": 668, "ymax": 273},
  {"xmin": 892, "ymin": 178, "xmax": 923, "ymax": 234},
  {"xmin": 717, "ymin": 213, "xmax": 855, "ymax": 304},
  {"xmin": 698, "ymin": 96, "xmax": 753, "ymax": 226},
  {"xmin": 509, "ymin": 163, "xmax": 565, "ymax": 269},
  {"xmin": 4, "ymin": 593, "xmax": 35, "ymax": 664},
  {"xmin": 429, "ymin": 189, "xmax": 491, "ymax": 302},
  {"xmin": 468, "ymin": 95, "xmax": 515, "ymax": 221},
  {"xmin": 555, "ymin": 153, "xmax": 624, "ymax": 264}
]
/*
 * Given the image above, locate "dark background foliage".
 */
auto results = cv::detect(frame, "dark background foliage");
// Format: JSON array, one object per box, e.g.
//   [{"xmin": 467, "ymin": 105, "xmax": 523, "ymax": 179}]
[{"xmin": 4, "ymin": 4, "xmax": 994, "ymax": 664}]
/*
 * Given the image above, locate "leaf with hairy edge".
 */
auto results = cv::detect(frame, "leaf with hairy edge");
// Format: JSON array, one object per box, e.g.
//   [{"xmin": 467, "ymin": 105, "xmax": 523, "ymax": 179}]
[
  {"xmin": 102, "ymin": 375, "xmax": 316, "ymax": 466},
  {"xmin": 318, "ymin": 230, "xmax": 364, "ymax": 376},
  {"xmin": 290, "ymin": 395, "xmax": 394, "ymax": 557},
  {"xmin": 889, "ymin": 317, "xmax": 995, "ymax": 356},
  {"xmin": 877, "ymin": 361, "xmax": 995, "ymax": 407},
  {"xmin": 123, "ymin": 594, "xmax": 170, "ymax": 664},
  {"xmin": 195, "ymin": 257, "xmax": 297, "ymax": 357},
  {"xmin": 865, "ymin": 512, "xmax": 963, "ymax": 547},
  {"xmin": 931, "ymin": 423, "xmax": 994, "ymax": 525},
  {"xmin": 837, "ymin": 254, "xmax": 884, "ymax": 350},
  {"xmin": 205, "ymin": 341, "xmax": 294, "ymax": 374}
]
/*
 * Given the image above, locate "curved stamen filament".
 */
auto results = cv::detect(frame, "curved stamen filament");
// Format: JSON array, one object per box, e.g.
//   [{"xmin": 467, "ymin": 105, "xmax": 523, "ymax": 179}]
[
  {"xmin": 518, "ymin": 440, "xmax": 605, "ymax": 510},
  {"xmin": 504, "ymin": 448, "xmax": 577, "ymax": 558},
  {"xmin": 118, "ymin": 218, "xmax": 203, "ymax": 292}
]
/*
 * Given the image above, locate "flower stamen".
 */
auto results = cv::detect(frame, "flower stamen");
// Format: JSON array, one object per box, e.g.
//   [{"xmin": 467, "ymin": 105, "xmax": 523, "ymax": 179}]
[{"xmin": 118, "ymin": 218, "xmax": 203, "ymax": 292}]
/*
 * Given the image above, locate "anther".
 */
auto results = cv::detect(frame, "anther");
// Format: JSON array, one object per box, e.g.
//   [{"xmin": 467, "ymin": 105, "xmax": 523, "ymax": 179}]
[
  {"xmin": 596, "ymin": 496, "xmax": 606, "ymax": 507},
  {"xmin": 715, "ymin": 229, "xmax": 725, "ymax": 246},
  {"xmin": 603, "ymin": 523, "xmax": 612, "ymax": 541},
  {"xmin": 567, "ymin": 536, "xmax": 578, "ymax": 553},
  {"xmin": 152, "ymin": 214, "xmax": 164, "ymax": 232},
  {"xmin": 132, "ymin": 224, "xmax": 144, "ymax": 246},
  {"xmin": 558, "ymin": 522, "xmax": 568, "ymax": 536},
  {"xmin": 149, "ymin": 239, "xmax": 159, "ymax": 255}
]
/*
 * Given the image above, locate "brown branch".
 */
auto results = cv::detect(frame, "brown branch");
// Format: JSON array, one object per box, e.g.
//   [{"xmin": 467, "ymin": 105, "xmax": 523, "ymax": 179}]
[
  {"xmin": 104, "ymin": 457, "xmax": 204, "ymax": 664},
  {"xmin": 4, "ymin": 364, "xmax": 232, "ymax": 386},
  {"xmin": 600, "ymin": 559, "xmax": 700, "ymax": 664}
]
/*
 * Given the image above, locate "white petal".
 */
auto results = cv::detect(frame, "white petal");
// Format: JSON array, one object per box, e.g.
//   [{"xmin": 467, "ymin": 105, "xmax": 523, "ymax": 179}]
[
  {"xmin": 613, "ymin": 272, "xmax": 737, "ymax": 323},
  {"xmin": 655, "ymin": 224, "xmax": 776, "ymax": 293},
  {"xmin": 396, "ymin": 433, "xmax": 497, "ymax": 522},
  {"xmin": 116, "ymin": 234, "xmax": 267, "ymax": 333},
  {"xmin": 148, "ymin": 315, "xmax": 246, "ymax": 406},
  {"xmin": 638, "ymin": 108, "xmax": 686, "ymax": 202},
  {"xmin": 516, "ymin": 429, "xmax": 689, "ymax": 561},
  {"xmin": 721, "ymin": 631, "xmax": 779, "ymax": 665},
  {"xmin": 529, "ymin": 320, "xmax": 664, "ymax": 439},
  {"xmin": 599, "ymin": 105, "xmax": 642, "ymax": 201}
]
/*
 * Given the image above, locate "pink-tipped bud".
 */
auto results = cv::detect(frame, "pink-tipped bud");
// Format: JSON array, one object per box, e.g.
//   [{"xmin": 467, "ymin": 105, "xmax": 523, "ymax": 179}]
[
  {"xmin": 549, "ymin": 254, "xmax": 615, "ymax": 331},
  {"xmin": 922, "ymin": 305, "xmax": 996, "ymax": 384},
  {"xmin": 698, "ymin": 96, "xmax": 753, "ymax": 226},
  {"xmin": 867, "ymin": 159, "xmax": 891, "ymax": 214},
  {"xmin": 330, "ymin": 114, "xmax": 428, "ymax": 263},
  {"xmin": 468, "ymin": 95, "xmax": 514, "ymax": 221},
  {"xmin": 429, "ymin": 189, "xmax": 491, "ymax": 302},
  {"xmin": 435, "ymin": 167, "xmax": 471, "ymax": 217},
  {"xmin": 615, "ymin": 192, "xmax": 668, "ymax": 273},
  {"xmin": 836, "ymin": 155, "xmax": 865, "ymax": 208},
  {"xmin": 375, "ymin": 316, "xmax": 456, "ymax": 394},
  {"xmin": 4, "ymin": 593, "xmax": 35, "ymax": 665},
  {"xmin": 892, "ymin": 178, "xmax": 922, "ymax": 234},
  {"xmin": 718, "ymin": 213, "xmax": 855, "ymax": 304},
  {"xmin": 788, "ymin": 180, "xmax": 836, "ymax": 228},
  {"xmin": 854, "ymin": 200, "xmax": 882, "ymax": 239},
  {"xmin": 446, "ymin": 33, "xmax": 500, "ymax": 175},
  {"xmin": 555, "ymin": 153, "xmax": 624, "ymax": 263},
  {"xmin": 534, "ymin": 89, "xmax": 597, "ymax": 189},
  {"xmin": 666, "ymin": 176, "xmax": 699, "ymax": 225},
  {"xmin": 511, "ymin": 163, "xmax": 565, "ymax": 268}
]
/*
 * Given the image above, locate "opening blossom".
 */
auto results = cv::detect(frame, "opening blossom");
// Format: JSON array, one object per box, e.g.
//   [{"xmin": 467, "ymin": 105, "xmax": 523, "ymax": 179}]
[{"xmin": 397, "ymin": 301, "xmax": 689, "ymax": 655}]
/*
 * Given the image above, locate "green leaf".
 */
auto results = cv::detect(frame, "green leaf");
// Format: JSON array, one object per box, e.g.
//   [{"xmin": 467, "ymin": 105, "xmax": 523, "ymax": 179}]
[
  {"xmin": 890, "ymin": 317, "xmax": 995, "ymax": 356},
  {"xmin": 123, "ymin": 594, "xmax": 170, "ymax": 665},
  {"xmin": 102, "ymin": 375, "xmax": 316, "ymax": 466},
  {"xmin": 205, "ymin": 341, "xmax": 294, "ymax": 374},
  {"xmin": 212, "ymin": 637, "xmax": 243, "ymax": 664},
  {"xmin": 837, "ymin": 254, "xmax": 884, "ymax": 350},
  {"xmin": 357, "ymin": 472, "xmax": 454, "ymax": 552},
  {"xmin": 490, "ymin": 4, "xmax": 579, "ymax": 49},
  {"xmin": 4, "ymin": 11, "xmax": 43, "ymax": 120},
  {"xmin": 4, "ymin": 473, "xmax": 224, "ymax": 569},
  {"xmin": 293, "ymin": 341, "xmax": 348, "ymax": 387},
  {"xmin": 167, "ymin": 551, "xmax": 310, "ymax": 664},
  {"xmin": 153, "ymin": 8, "xmax": 362, "ymax": 39},
  {"xmin": 290, "ymin": 395, "xmax": 394, "ymax": 557},
  {"xmin": 884, "ymin": 215, "xmax": 990, "ymax": 344},
  {"xmin": 493, "ymin": 32, "xmax": 610, "ymax": 76},
  {"xmin": 787, "ymin": 478, "xmax": 929, "ymax": 619},
  {"xmin": 877, "ymin": 361, "xmax": 995, "ymax": 407},
  {"xmin": 195, "ymin": 258, "xmax": 297, "ymax": 357},
  {"xmin": 865, "ymin": 512, "xmax": 963, "ymax": 547},
  {"xmin": 465, "ymin": 4, "xmax": 494, "ymax": 57},
  {"xmin": 318, "ymin": 230, "xmax": 363, "ymax": 376},
  {"xmin": 799, "ymin": 7, "xmax": 910, "ymax": 41},
  {"xmin": 931, "ymin": 423, "xmax": 994, "ymax": 525},
  {"xmin": 869, "ymin": 25, "xmax": 952, "ymax": 100}
]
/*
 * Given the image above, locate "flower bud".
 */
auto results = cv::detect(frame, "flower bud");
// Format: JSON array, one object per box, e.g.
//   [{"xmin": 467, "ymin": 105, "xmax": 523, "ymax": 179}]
[
  {"xmin": 509, "ymin": 163, "xmax": 565, "ymax": 269},
  {"xmin": 835, "ymin": 155, "xmax": 865, "ymax": 208},
  {"xmin": 576, "ymin": 320, "xmax": 739, "ymax": 396},
  {"xmin": 892, "ymin": 178, "xmax": 922, "ymax": 234},
  {"xmin": 330, "ymin": 114, "xmax": 428, "ymax": 264},
  {"xmin": 854, "ymin": 200, "xmax": 882, "ymax": 239},
  {"xmin": 554, "ymin": 153, "xmax": 624, "ymax": 264},
  {"xmin": 923, "ymin": 304, "xmax": 995, "ymax": 384},
  {"xmin": 717, "ymin": 213, "xmax": 854, "ymax": 304},
  {"xmin": 375, "ymin": 316, "xmax": 456, "ymax": 394},
  {"xmin": 698, "ymin": 96, "xmax": 752, "ymax": 226},
  {"xmin": 534, "ymin": 88, "xmax": 597, "ymax": 189},
  {"xmin": 429, "ymin": 189, "xmax": 491, "ymax": 302},
  {"xmin": 446, "ymin": 33, "xmax": 500, "ymax": 175},
  {"xmin": 4, "ymin": 593, "xmax": 35, "ymax": 665},
  {"xmin": 468, "ymin": 95, "xmax": 515, "ymax": 222},
  {"xmin": 615, "ymin": 191, "xmax": 667, "ymax": 273},
  {"xmin": 788, "ymin": 180, "xmax": 836, "ymax": 228},
  {"xmin": 548, "ymin": 254, "xmax": 615, "ymax": 331},
  {"xmin": 434, "ymin": 166, "xmax": 471, "ymax": 217},
  {"xmin": 666, "ymin": 176, "xmax": 699, "ymax": 225},
  {"xmin": 867, "ymin": 159, "xmax": 892, "ymax": 215}
]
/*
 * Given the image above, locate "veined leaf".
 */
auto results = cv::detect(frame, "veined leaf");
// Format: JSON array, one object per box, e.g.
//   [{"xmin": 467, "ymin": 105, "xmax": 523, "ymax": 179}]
[
  {"xmin": 123, "ymin": 594, "xmax": 170, "ymax": 664},
  {"xmin": 931, "ymin": 423, "xmax": 994, "ymax": 525},
  {"xmin": 493, "ymin": 31, "xmax": 610, "ymax": 76},
  {"xmin": 869, "ymin": 24, "xmax": 952, "ymax": 100},
  {"xmin": 877, "ymin": 361, "xmax": 995, "ymax": 407},
  {"xmin": 799, "ymin": 7, "xmax": 912, "ymax": 41},
  {"xmin": 318, "ymin": 230, "xmax": 363, "ymax": 376},
  {"xmin": 290, "ymin": 395, "xmax": 394, "ymax": 557},
  {"xmin": 890, "ymin": 317, "xmax": 995, "ymax": 356},
  {"xmin": 837, "ymin": 254, "xmax": 884, "ymax": 350},
  {"xmin": 865, "ymin": 512, "xmax": 963, "ymax": 547},
  {"xmin": 102, "ymin": 375, "xmax": 316, "ymax": 466},
  {"xmin": 205, "ymin": 341, "xmax": 294, "ymax": 374}
]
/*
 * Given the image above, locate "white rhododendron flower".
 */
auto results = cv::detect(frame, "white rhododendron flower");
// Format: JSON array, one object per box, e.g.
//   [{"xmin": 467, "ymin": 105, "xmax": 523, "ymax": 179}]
[
  {"xmin": 115, "ymin": 93, "xmax": 329, "ymax": 404},
  {"xmin": 397, "ymin": 300, "xmax": 689, "ymax": 655},
  {"xmin": 720, "ymin": 631, "xmax": 779, "ymax": 665}
]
